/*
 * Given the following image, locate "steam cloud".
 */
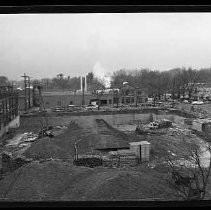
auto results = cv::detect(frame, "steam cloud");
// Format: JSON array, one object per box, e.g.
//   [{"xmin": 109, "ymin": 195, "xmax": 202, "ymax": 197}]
[{"xmin": 93, "ymin": 61, "xmax": 111, "ymax": 88}]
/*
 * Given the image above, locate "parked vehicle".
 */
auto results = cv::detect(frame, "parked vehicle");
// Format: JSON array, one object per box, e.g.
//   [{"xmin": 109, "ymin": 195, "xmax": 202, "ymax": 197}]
[
  {"xmin": 53, "ymin": 107, "xmax": 62, "ymax": 112},
  {"xmin": 85, "ymin": 104, "xmax": 99, "ymax": 110},
  {"xmin": 192, "ymin": 101, "xmax": 204, "ymax": 105},
  {"xmin": 183, "ymin": 100, "xmax": 189, "ymax": 103}
]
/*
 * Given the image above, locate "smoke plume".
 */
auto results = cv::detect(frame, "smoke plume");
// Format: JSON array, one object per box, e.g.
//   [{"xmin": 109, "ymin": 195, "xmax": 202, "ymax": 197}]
[{"xmin": 93, "ymin": 61, "xmax": 111, "ymax": 88}]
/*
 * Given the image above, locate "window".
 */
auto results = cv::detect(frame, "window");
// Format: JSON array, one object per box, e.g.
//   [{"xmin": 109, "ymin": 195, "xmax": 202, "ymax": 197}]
[
  {"xmin": 138, "ymin": 91, "xmax": 142, "ymax": 95},
  {"xmin": 109, "ymin": 99, "xmax": 112, "ymax": 104},
  {"xmin": 69, "ymin": 101, "xmax": 73, "ymax": 105}
]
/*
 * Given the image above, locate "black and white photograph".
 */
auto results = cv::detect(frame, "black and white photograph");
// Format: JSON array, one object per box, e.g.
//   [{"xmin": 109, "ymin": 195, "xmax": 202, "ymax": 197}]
[{"xmin": 0, "ymin": 5, "xmax": 211, "ymax": 206}]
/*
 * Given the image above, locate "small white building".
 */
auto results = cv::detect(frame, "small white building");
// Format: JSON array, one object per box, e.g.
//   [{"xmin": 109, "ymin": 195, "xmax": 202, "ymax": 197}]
[
  {"xmin": 129, "ymin": 141, "xmax": 151, "ymax": 162},
  {"xmin": 192, "ymin": 118, "xmax": 211, "ymax": 133}
]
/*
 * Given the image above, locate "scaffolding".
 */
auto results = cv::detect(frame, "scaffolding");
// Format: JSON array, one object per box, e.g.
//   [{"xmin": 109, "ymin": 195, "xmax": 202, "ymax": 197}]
[{"xmin": 0, "ymin": 86, "xmax": 18, "ymax": 129}]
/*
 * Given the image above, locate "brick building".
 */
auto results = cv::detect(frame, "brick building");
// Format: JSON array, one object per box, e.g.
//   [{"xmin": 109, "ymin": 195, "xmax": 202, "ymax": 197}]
[
  {"xmin": 41, "ymin": 91, "xmax": 93, "ymax": 108},
  {"xmin": 119, "ymin": 83, "xmax": 148, "ymax": 106}
]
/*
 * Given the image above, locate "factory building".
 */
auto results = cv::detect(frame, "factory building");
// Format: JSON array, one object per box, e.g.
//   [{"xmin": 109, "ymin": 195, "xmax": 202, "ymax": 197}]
[
  {"xmin": 42, "ymin": 91, "xmax": 93, "ymax": 108},
  {"xmin": 35, "ymin": 75, "xmax": 148, "ymax": 109}
]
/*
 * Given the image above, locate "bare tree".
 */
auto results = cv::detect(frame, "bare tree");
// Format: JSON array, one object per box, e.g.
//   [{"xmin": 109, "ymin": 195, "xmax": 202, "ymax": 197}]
[
  {"xmin": 0, "ymin": 76, "xmax": 10, "ymax": 86},
  {"xmin": 165, "ymin": 140, "xmax": 211, "ymax": 200},
  {"xmin": 185, "ymin": 68, "xmax": 199, "ymax": 100}
]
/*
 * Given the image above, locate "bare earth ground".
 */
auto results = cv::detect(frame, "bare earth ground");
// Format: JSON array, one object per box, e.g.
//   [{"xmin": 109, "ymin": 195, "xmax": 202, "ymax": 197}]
[{"xmin": 0, "ymin": 109, "xmax": 211, "ymax": 201}]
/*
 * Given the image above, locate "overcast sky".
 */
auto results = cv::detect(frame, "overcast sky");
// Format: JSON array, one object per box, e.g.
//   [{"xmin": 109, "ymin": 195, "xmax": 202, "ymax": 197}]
[{"xmin": 1, "ymin": 13, "xmax": 211, "ymax": 81}]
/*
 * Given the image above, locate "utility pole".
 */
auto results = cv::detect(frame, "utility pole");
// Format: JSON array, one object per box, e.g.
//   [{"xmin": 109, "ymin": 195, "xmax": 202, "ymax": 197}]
[
  {"xmin": 82, "ymin": 77, "xmax": 85, "ymax": 106},
  {"xmin": 135, "ymin": 88, "xmax": 138, "ymax": 107},
  {"xmin": 21, "ymin": 73, "xmax": 27, "ymax": 111},
  {"xmin": 27, "ymin": 76, "xmax": 32, "ymax": 109},
  {"xmin": 74, "ymin": 89, "xmax": 76, "ymax": 105}
]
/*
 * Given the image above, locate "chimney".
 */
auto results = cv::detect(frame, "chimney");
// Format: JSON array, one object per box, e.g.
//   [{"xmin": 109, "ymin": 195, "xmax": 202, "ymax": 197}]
[
  {"xmin": 80, "ymin": 76, "xmax": 83, "ymax": 92},
  {"xmin": 85, "ymin": 75, "xmax": 87, "ymax": 92}
]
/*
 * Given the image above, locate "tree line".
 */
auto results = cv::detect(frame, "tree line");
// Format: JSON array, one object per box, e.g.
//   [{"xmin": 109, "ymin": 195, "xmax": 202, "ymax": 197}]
[
  {"xmin": 110, "ymin": 67, "xmax": 211, "ymax": 100},
  {"xmin": 1, "ymin": 67, "xmax": 211, "ymax": 98},
  {"xmin": 38, "ymin": 72, "xmax": 105, "ymax": 92}
]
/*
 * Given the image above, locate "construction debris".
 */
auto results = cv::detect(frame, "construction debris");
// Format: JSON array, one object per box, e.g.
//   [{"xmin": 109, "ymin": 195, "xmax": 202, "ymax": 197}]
[
  {"xmin": 157, "ymin": 119, "xmax": 172, "ymax": 128},
  {"xmin": 73, "ymin": 154, "xmax": 103, "ymax": 168},
  {"xmin": 38, "ymin": 126, "xmax": 54, "ymax": 138},
  {"xmin": 4, "ymin": 132, "xmax": 38, "ymax": 157},
  {"xmin": 6, "ymin": 132, "xmax": 38, "ymax": 147},
  {"xmin": 136, "ymin": 119, "xmax": 172, "ymax": 134},
  {"xmin": 168, "ymin": 127, "xmax": 192, "ymax": 136},
  {"xmin": 102, "ymin": 150, "xmax": 139, "ymax": 168}
]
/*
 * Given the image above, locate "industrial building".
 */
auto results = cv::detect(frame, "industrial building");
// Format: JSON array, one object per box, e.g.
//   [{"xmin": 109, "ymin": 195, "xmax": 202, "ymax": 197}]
[
  {"xmin": 40, "ymin": 87, "xmax": 148, "ymax": 109},
  {"xmin": 0, "ymin": 86, "xmax": 19, "ymax": 137},
  {"xmin": 119, "ymin": 83, "xmax": 148, "ymax": 105},
  {"xmin": 17, "ymin": 74, "xmax": 148, "ymax": 110},
  {"xmin": 41, "ymin": 91, "xmax": 94, "ymax": 108}
]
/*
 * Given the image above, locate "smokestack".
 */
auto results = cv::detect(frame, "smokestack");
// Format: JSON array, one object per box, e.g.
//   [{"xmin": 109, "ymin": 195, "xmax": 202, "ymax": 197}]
[
  {"xmin": 82, "ymin": 77, "xmax": 85, "ymax": 106},
  {"xmin": 80, "ymin": 76, "xmax": 83, "ymax": 92},
  {"xmin": 85, "ymin": 75, "xmax": 87, "ymax": 92}
]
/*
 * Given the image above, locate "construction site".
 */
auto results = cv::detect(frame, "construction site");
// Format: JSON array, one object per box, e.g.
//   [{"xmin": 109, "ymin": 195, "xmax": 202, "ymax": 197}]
[
  {"xmin": 2, "ymin": 12, "xmax": 211, "ymax": 203},
  {"xmin": 0, "ymin": 78, "xmax": 211, "ymax": 201}
]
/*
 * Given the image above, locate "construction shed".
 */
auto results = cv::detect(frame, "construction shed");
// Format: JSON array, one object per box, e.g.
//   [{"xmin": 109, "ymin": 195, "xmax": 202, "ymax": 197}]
[
  {"xmin": 129, "ymin": 141, "xmax": 151, "ymax": 162},
  {"xmin": 192, "ymin": 119, "xmax": 211, "ymax": 133}
]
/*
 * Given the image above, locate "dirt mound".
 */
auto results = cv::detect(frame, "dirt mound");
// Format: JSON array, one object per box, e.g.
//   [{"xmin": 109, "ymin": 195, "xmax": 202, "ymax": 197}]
[
  {"xmin": 52, "ymin": 122, "xmax": 100, "ymax": 155},
  {"xmin": 0, "ymin": 160, "xmax": 93, "ymax": 201},
  {"xmin": 96, "ymin": 119, "xmax": 129, "ymax": 140},
  {"xmin": 23, "ymin": 137, "xmax": 71, "ymax": 161},
  {"xmin": 0, "ymin": 159, "xmax": 176, "ymax": 201},
  {"xmin": 61, "ymin": 167, "xmax": 176, "ymax": 201},
  {"xmin": 94, "ymin": 119, "xmax": 130, "ymax": 150}
]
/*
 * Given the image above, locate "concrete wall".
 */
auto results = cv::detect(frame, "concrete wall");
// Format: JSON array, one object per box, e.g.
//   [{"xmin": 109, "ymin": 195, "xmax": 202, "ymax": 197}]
[{"xmin": 0, "ymin": 115, "xmax": 20, "ymax": 137}]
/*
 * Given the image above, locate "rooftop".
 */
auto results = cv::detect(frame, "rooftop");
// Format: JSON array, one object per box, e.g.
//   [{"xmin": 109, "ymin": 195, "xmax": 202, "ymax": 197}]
[
  {"xmin": 129, "ymin": 141, "xmax": 151, "ymax": 146},
  {"xmin": 42, "ymin": 91, "xmax": 92, "ymax": 96}
]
